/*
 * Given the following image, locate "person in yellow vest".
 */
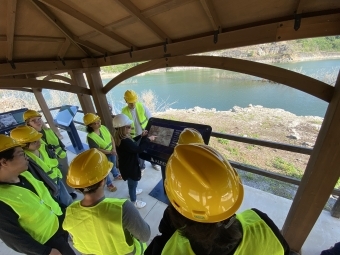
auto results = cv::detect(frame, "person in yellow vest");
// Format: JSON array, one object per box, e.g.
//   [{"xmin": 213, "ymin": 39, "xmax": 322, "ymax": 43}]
[
  {"xmin": 83, "ymin": 113, "xmax": 122, "ymax": 192},
  {"xmin": 63, "ymin": 148, "xmax": 151, "ymax": 255},
  {"xmin": 122, "ymin": 89, "xmax": 160, "ymax": 171},
  {"xmin": 24, "ymin": 109, "xmax": 77, "ymax": 199},
  {"xmin": 144, "ymin": 143, "xmax": 291, "ymax": 255},
  {"xmin": 0, "ymin": 135, "xmax": 76, "ymax": 255},
  {"xmin": 10, "ymin": 125, "xmax": 73, "ymax": 207}
]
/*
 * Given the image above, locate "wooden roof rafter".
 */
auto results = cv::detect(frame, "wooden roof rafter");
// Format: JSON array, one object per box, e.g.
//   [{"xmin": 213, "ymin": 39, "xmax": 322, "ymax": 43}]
[
  {"xmin": 78, "ymin": 0, "xmax": 194, "ymax": 42},
  {"xmin": 38, "ymin": 0, "xmax": 136, "ymax": 50},
  {"xmin": 30, "ymin": 0, "xmax": 95, "ymax": 56},
  {"xmin": 115, "ymin": 0, "xmax": 172, "ymax": 43},
  {"xmin": 199, "ymin": 0, "xmax": 222, "ymax": 32},
  {"xmin": 43, "ymin": 74, "xmax": 73, "ymax": 85},
  {"xmin": 6, "ymin": 0, "xmax": 17, "ymax": 62}
]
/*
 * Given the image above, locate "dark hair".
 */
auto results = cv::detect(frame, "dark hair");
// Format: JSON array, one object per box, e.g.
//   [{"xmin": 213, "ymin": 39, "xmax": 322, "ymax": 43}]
[
  {"xmin": 167, "ymin": 204, "xmax": 243, "ymax": 254},
  {"xmin": 77, "ymin": 179, "xmax": 104, "ymax": 194},
  {"xmin": 0, "ymin": 148, "xmax": 16, "ymax": 161},
  {"xmin": 86, "ymin": 125, "xmax": 94, "ymax": 133}
]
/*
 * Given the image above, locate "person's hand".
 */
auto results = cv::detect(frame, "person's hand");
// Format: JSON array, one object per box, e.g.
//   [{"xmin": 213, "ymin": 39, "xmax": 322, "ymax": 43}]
[
  {"xmin": 148, "ymin": 135, "xmax": 157, "ymax": 141},
  {"xmin": 141, "ymin": 130, "xmax": 148, "ymax": 137},
  {"xmin": 49, "ymin": 248, "xmax": 62, "ymax": 255}
]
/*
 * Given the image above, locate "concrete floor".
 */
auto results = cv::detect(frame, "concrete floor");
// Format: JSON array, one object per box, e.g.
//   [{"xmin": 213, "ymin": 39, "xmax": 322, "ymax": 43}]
[{"xmin": 1, "ymin": 129, "xmax": 339, "ymax": 255}]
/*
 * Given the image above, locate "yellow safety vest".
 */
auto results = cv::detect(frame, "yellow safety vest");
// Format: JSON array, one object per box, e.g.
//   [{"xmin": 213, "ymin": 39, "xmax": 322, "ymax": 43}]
[
  {"xmin": 42, "ymin": 128, "xmax": 67, "ymax": 159},
  {"xmin": 161, "ymin": 209, "xmax": 284, "ymax": 255},
  {"xmin": 0, "ymin": 171, "xmax": 62, "ymax": 244},
  {"xmin": 63, "ymin": 198, "xmax": 146, "ymax": 255},
  {"xmin": 87, "ymin": 125, "xmax": 112, "ymax": 151},
  {"xmin": 122, "ymin": 102, "xmax": 148, "ymax": 137},
  {"xmin": 25, "ymin": 143, "xmax": 62, "ymax": 183}
]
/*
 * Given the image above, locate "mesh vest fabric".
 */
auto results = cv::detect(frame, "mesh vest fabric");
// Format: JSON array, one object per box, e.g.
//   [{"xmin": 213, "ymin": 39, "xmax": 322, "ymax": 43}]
[
  {"xmin": 122, "ymin": 102, "xmax": 148, "ymax": 137},
  {"xmin": 63, "ymin": 198, "xmax": 146, "ymax": 255},
  {"xmin": 87, "ymin": 125, "xmax": 112, "ymax": 150},
  {"xmin": 161, "ymin": 209, "xmax": 284, "ymax": 255},
  {"xmin": 43, "ymin": 129, "xmax": 66, "ymax": 158},
  {"xmin": 0, "ymin": 171, "xmax": 62, "ymax": 244}
]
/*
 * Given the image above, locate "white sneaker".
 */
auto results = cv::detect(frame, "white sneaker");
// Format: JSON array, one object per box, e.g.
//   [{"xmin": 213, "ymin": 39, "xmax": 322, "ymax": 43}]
[
  {"xmin": 136, "ymin": 189, "xmax": 143, "ymax": 195},
  {"xmin": 152, "ymin": 165, "xmax": 160, "ymax": 171},
  {"xmin": 134, "ymin": 200, "xmax": 146, "ymax": 209}
]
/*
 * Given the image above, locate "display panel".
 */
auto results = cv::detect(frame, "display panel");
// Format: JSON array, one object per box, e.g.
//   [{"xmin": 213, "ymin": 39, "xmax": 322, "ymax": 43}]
[{"xmin": 139, "ymin": 117, "xmax": 212, "ymax": 166}]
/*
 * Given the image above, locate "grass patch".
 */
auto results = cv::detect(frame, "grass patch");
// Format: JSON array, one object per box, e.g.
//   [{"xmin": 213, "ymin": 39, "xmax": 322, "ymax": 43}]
[
  {"xmin": 217, "ymin": 138, "xmax": 229, "ymax": 145},
  {"xmin": 272, "ymin": 157, "xmax": 303, "ymax": 179},
  {"xmin": 227, "ymin": 147, "xmax": 239, "ymax": 156}
]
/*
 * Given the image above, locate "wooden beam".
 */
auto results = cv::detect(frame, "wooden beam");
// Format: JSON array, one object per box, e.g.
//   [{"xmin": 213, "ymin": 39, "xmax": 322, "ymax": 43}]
[
  {"xmin": 84, "ymin": 67, "xmax": 113, "ymax": 134},
  {"xmin": 39, "ymin": 0, "xmax": 135, "ymax": 49},
  {"xmin": 0, "ymin": 87, "xmax": 33, "ymax": 93},
  {"xmin": 32, "ymin": 87, "xmax": 62, "ymax": 138},
  {"xmin": 96, "ymin": 13, "xmax": 340, "ymax": 66},
  {"xmin": 282, "ymin": 71, "xmax": 340, "ymax": 251},
  {"xmin": 58, "ymin": 38, "xmax": 71, "ymax": 59},
  {"xmin": 69, "ymin": 70, "xmax": 96, "ymax": 114},
  {"xmin": 115, "ymin": 0, "xmax": 172, "ymax": 42},
  {"xmin": 0, "ymin": 78, "xmax": 91, "ymax": 95},
  {"xmin": 199, "ymin": 0, "xmax": 222, "ymax": 31},
  {"xmin": 0, "ymin": 35, "xmax": 66, "ymax": 42},
  {"xmin": 6, "ymin": 0, "xmax": 17, "ymax": 61},
  {"xmin": 30, "ymin": 0, "xmax": 92, "ymax": 56},
  {"xmin": 43, "ymin": 74, "xmax": 74, "ymax": 84},
  {"xmin": 78, "ymin": 0, "xmax": 194, "ymax": 41},
  {"xmin": 0, "ymin": 60, "xmax": 85, "ymax": 76},
  {"xmin": 103, "ymin": 56, "xmax": 333, "ymax": 103}
]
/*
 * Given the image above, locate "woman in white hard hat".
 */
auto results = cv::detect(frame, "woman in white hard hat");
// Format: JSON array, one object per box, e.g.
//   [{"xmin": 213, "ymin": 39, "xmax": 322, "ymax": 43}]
[{"xmin": 112, "ymin": 114, "xmax": 156, "ymax": 209}]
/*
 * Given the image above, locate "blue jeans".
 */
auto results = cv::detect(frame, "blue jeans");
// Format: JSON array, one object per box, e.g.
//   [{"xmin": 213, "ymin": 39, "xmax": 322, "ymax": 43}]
[
  {"xmin": 127, "ymin": 178, "xmax": 138, "ymax": 202},
  {"xmin": 57, "ymin": 179, "xmax": 73, "ymax": 206},
  {"xmin": 105, "ymin": 154, "xmax": 119, "ymax": 186}
]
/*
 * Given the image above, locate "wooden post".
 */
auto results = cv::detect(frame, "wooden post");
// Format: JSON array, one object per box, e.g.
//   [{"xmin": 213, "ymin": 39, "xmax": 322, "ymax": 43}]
[
  {"xmin": 83, "ymin": 66, "xmax": 113, "ymax": 134},
  {"xmin": 32, "ymin": 88, "xmax": 62, "ymax": 138},
  {"xmin": 282, "ymin": 71, "xmax": 340, "ymax": 251},
  {"xmin": 69, "ymin": 70, "xmax": 96, "ymax": 114},
  {"xmin": 331, "ymin": 197, "xmax": 340, "ymax": 218}
]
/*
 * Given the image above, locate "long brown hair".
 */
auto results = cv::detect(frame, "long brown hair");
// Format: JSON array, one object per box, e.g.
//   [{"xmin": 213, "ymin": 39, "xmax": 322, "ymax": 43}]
[{"xmin": 113, "ymin": 126, "xmax": 131, "ymax": 147}]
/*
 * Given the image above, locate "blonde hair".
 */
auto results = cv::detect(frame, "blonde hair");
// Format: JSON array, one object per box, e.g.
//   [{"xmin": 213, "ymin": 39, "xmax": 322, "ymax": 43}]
[{"xmin": 114, "ymin": 126, "xmax": 131, "ymax": 147}]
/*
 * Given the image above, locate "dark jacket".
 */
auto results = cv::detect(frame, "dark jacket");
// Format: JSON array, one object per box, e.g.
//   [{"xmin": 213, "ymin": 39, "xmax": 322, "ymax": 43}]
[
  {"xmin": 116, "ymin": 135, "xmax": 151, "ymax": 181},
  {"xmin": 144, "ymin": 206, "xmax": 290, "ymax": 255},
  {"xmin": 321, "ymin": 242, "xmax": 340, "ymax": 255}
]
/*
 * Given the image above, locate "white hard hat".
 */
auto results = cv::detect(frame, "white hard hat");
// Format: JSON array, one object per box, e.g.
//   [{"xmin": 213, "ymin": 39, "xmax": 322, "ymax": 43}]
[{"xmin": 112, "ymin": 114, "xmax": 133, "ymax": 128}]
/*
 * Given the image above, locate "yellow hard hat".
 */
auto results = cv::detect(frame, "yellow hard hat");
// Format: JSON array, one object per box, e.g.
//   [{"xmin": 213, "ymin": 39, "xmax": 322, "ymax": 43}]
[
  {"xmin": 10, "ymin": 126, "xmax": 43, "ymax": 145},
  {"xmin": 0, "ymin": 135, "xmax": 21, "ymax": 153},
  {"xmin": 165, "ymin": 144, "xmax": 244, "ymax": 223},
  {"xmin": 67, "ymin": 148, "xmax": 113, "ymax": 188},
  {"xmin": 124, "ymin": 90, "xmax": 138, "ymax": 103},
  {"xmin": 23, "ymin": 110, "xmax": 41, "ymax": 122},
  {"xmin": 178, "ymin": 128, "xmax": 204, "ymax": 145},
  {"xmin": 83, "ymin": 113, "xmax": 100, "ymax": 126}
]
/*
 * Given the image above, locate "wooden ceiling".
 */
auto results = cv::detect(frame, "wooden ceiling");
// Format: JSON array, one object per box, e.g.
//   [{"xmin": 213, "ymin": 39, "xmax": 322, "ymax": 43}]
[{"xmin": 0, "ymin": 0, "xmax": 339, "ymax": 76}]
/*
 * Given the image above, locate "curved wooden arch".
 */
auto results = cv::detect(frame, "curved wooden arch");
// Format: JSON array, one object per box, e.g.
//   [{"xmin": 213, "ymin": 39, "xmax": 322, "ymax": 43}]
[
  {"xmin": 0, "ymin": 87, "xmax": 33, "ymax": 93},
  {"xmin": 0, "ymin": 79, "xmax": 91, "ymax": 95},
  {"xmin": 43, "ymin": 74, "xmax": 74, "ymax": 85},
  {"xmin": 103, "ymin": 56, "xmax": 334, "ymax": 103}
]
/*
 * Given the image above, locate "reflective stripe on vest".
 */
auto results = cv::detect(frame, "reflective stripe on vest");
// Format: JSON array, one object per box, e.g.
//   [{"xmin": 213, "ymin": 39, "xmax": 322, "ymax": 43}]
[
  {"xmin": 122, "ymin": 102, "xmax": 148, "ymax": 137},
  {"xmin": 87, "ymin": 125, "xmax": 113, "ymax": 150},
  {"xmin": 0, "ymin": 171, "xmax": 62, "ymax": 244},
  {"xmin": 63, "ymin": 198, "xmax": 146, "ymax": 255},
  {"xmin": 43, "ymin": 129, "xmax": 66, "ymax": 159},
  {"xmin": 161, "ymin": 209, "xmax": 284, "ymax": 255},
  {"xmin": 25, "ymin": 144, "xmax": 62, "ymax": 183}
]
